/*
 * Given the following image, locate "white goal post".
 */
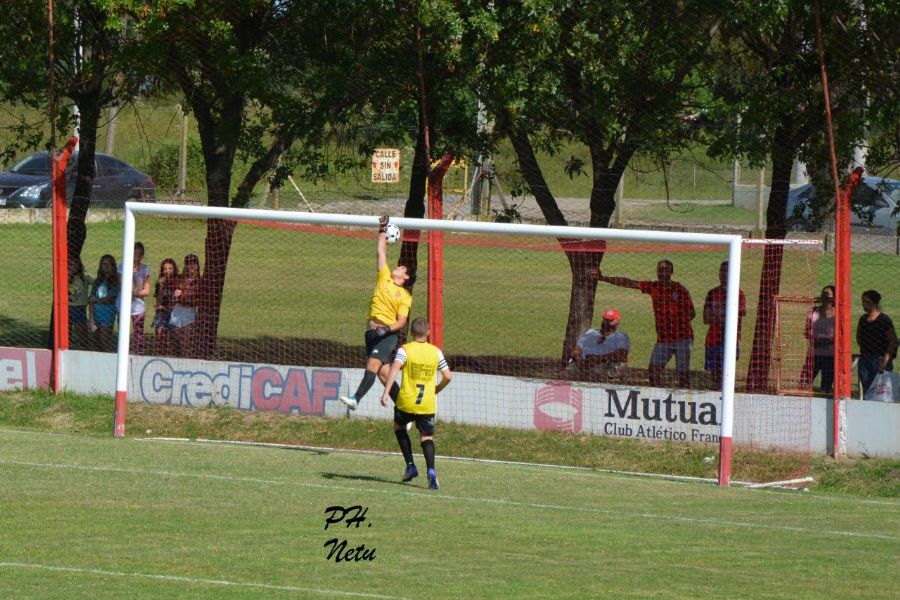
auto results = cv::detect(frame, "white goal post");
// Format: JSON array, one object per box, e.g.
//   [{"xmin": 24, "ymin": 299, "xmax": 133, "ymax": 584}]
[{"xmin": 114, "ymin": 201, "xmax": 743, "ymax": 486}]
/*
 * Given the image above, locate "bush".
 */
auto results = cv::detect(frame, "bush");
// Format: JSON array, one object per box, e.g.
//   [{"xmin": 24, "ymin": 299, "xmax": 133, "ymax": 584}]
[{"xmin": 148, "ymin": 137, "xmax": 206, "ymax": 194}]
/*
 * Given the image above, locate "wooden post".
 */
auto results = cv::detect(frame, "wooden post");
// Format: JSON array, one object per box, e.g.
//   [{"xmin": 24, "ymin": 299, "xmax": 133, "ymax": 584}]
[
  {"xmin": 104, "ymin": 106, "xmax": 117, "ymax": 155},
  {"xmin": 731, "ymin": 160, "xmax": 741, "ymax": 207},
  {"xmin": 613, "ymin": 174, "xmax": 624, "ymax": 227}
]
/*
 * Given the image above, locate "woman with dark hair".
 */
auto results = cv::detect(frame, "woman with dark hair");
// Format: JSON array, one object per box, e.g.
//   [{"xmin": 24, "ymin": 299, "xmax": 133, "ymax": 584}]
[
  {"xmin": 152, "ymin": 258, "xmax": 179, "ymax": 356},
  {"xmin": 856, "ymin": 290, "xmax": 897, "ymax": 396},
  {"xmin": 123, "ymin": 241, "xmax": 151, "ymax": 355},
  {"xmin": 89, "ymin": 255, "xmax": 120, "ymax": 353},
  {"xmin": 67, "ymin": 256, "xmax": 93, "ymax": 349},
  {"xmin": 811, "ymin": 289, "xmax": 836, "ymax": 393},
  {"xmin": 801, "ymin": 285, "xmax": 835, "ymax": 391},
  {"xmin": 172, "ymin": 254, "xmax": 201, "ymax": 357}
]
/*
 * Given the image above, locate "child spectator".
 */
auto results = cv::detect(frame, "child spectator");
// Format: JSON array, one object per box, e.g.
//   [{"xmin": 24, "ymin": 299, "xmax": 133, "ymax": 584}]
[
  {"xmin": 152, "ymin": 258, "xmax": 179, "ymax": 356},
  {"xmin": 810, "ymin": 290, "xmax": 836, "ymax": 394},
  {"xmin": 172, "ymin": 254, "xmax": 201, "ymax": 357},
  {"xmin": 89, "ymin": 255, "xmax": 120, "ymax": 353},
  {"xmin": 800, "ymin": 286, "xmax": 835, "ymax": 391},
  {"xmin": 67, "ymin": 257, "xmax": 93, "ymax": 350},
  {"xmin": 120, "ymin": 241, "xmax": 151, "ymax": 355}
]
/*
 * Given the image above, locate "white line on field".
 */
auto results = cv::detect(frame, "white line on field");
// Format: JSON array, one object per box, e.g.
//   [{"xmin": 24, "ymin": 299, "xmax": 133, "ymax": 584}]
[
  {"xmin": 0, "ymin": 428, "xmax": 896, "ymax": 506},
  {"xmin": 0, "ymin": 562, "xmax": 404, "ymax": 598},
  {"xmin": 149, "ymin": 436, "xmax": 724, "ymax": 484},
  {"xmin": 0, "ymin": 427, "xmax": 85, "ymax": 438},
  {"xmin": 145, "ymin": 437, "xmax": 900, "ymax": 507},
  {"xmin": 2, "ymin": 458, "xmax": 897, "ymax": 542}
]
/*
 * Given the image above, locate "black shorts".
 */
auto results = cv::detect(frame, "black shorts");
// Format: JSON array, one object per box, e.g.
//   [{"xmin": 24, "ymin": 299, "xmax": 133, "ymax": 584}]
[
  {"xmin": 394, "ymin": 408, "xmax": 436, "ymax": 436},
  {"xmin": 364, "ymin": 329, "xmax": 398, "ymax": 364}
]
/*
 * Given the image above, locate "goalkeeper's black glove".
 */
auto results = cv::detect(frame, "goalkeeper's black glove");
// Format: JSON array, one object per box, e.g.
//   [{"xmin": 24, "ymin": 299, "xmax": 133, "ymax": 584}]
[
  {"xmin": 378, "ymin": 215, "xmax": 389, "ymax": 233},
  {"xmin": 374, "ymin": 325, "xmax": 391, "ymax": 337}
]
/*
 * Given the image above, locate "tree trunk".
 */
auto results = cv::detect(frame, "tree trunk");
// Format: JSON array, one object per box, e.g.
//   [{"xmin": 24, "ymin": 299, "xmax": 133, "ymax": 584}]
[
  {"xmin": 398, "ymin": 124, "xmax": 429, "ymax": 291},
  {"xmin": 67, "ymin": 98, "xmax": 100, "ymax": 260},
  {"xmin": 194, "ymin": 217, "xmax": 236, "ymax": 359},
  {"xmin": 506, "ymin": 126, "xmax": 566, "ymax": 226},
  {"xmin": 556, "ymin": 147, "xmax": 631, "ymax": 366},
  {"xmin": 66, "ymin": 27, "xmax": 107, "ymax": 261},
  {"xmin": 746, "ymin": 122, "xmax": 795, "ymax": 392},
  {"xmin": 507, "ymin": 126, "xmax": 630, "ymax": 367},
  {"xmin": 192, "ymin": 106, "xmax": 240, "ymax": 358},
  {"xmin": 233, "ymin": 130, "xmax": 296, "ymax": 209}
]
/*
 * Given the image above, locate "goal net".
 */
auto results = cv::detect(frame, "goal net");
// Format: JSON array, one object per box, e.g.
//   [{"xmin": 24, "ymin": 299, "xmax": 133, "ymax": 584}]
[{"xmin": 113, "ymin": 203, "xmax": 821, "ymax": 486}]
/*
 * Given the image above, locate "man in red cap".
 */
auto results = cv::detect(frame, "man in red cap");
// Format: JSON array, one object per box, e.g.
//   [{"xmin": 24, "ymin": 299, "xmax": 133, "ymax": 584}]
[{"xmin": 564, "ymin": 307, "xmax": 630, "ymax": 380}]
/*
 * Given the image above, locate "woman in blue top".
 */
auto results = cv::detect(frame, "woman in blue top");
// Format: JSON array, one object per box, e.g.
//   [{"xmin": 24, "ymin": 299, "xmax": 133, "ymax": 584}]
[{"xmin": 89, "ymin": 255, "xmax": 120, "ymax": 353}]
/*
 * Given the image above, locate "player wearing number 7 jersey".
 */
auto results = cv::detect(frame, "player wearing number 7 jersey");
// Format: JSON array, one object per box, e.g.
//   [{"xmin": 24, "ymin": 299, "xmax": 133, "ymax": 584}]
[{"xmin": 380, "ymin": 317, "xmax": 452, "ymax": 490}]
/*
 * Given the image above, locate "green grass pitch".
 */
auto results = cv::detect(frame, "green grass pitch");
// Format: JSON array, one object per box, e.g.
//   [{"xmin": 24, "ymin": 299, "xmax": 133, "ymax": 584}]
[{"xmin": 0, "ymin": 428, "xmax": 897, "ymax": 599}]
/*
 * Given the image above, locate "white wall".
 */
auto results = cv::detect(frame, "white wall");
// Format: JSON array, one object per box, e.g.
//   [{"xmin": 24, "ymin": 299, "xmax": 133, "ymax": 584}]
[{"xmin": 58, "ymin": 349, "xmax": 899, "ymax": 458}]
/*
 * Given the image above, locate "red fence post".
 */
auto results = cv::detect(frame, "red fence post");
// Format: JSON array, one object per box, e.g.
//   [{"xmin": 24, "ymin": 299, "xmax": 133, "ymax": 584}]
[
  {"xmin": 833, "ymin": 167, "xmax": 863, "ymax": 457},
  {"xmin": 50, "ymin": 137, "xmax": 78, "ymax": 393},
  {"xmin": 426, "ymin": 154, "xmax": 455, "ymax": 348}
]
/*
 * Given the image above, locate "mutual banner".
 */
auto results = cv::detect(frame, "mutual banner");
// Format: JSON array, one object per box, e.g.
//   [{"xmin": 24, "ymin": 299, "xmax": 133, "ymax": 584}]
[{"xmin": 129, "ymin": 355, "xmax": 733, "ymax": 446}]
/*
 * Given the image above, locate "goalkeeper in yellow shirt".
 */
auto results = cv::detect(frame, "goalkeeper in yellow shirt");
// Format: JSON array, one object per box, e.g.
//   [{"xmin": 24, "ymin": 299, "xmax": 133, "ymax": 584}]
[
  {"xmin": 340, "ymin": 216, "xmax": 413, "ymax": 411},
  {"xmin": 380, "ymin": 317, "xmax": 452, "ymax": 490}
]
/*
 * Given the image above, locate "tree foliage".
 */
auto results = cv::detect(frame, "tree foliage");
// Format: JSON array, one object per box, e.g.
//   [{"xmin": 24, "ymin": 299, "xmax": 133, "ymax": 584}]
[
  {"xmin": 479, "ymin": 0, "xmax": 719, "ymax": 362},
  {"xmin": 0, "ymin": 0, "xmax": 147, "ymax": 258},
  {"xmin": 1, "ymin": 0, "xmax": 895, "ymax": 363}
]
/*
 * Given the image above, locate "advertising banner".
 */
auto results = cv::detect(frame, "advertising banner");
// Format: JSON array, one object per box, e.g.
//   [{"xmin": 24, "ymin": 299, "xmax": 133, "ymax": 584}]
[
  {"xmin": 0, "ymin": 347, "xmax": 51, "ymax": 391},
  {"xmin": 122, "ymin": 355, "xmax": 839, "ymax": 452}
]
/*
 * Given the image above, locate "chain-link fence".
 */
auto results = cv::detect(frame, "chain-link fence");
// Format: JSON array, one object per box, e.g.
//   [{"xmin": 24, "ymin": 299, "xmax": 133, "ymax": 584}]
[{"xmin": 0, "ymin": 1, "xmax": 896, "ymax": 478}]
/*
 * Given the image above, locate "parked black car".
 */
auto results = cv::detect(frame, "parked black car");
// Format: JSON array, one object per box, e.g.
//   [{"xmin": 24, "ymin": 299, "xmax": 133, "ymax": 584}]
[{"xmin": 0, "ymin": 151, "xmax": 155, "ymax": 208}]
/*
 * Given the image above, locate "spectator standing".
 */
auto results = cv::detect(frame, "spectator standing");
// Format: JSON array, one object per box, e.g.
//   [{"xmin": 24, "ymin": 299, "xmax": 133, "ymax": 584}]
[
  {"xmin": 598, "ymin": 260, "xmax": 695, "ymax": 387},
  {"xmin": 172, "ymin": 254, "xmax": 201, "ymax": 357},
  {"xmin": 89, "ymin": 255, "xmax": 120, "ymax": 352},
  {"xmin": 800, "ymin": 285, "xmax": 836, "ymax": 390},
  {"xmin": 563, "ymin": 308, "xmax": 630, "ymax": 381},
  {"xmin": 152, "ymin": 258, "xmax": 179, "ymax": 356},
  {"xmin": 703, "ymin": 261, "xmax": 747, "ymax": 385},
  {"xmin": 810, "ymin": 290, "xmax": 836, "ymax": 394},
  {"xmin": 120, "ymin": 241, "xmax": 151, "ymax": 355},
  {"xmin": 67, "ymin": 256, "xmax": 94, "ymax": 349},
  {"xmin": 856, "ymin": 290, "xmax": 897, "ymax": 396}
]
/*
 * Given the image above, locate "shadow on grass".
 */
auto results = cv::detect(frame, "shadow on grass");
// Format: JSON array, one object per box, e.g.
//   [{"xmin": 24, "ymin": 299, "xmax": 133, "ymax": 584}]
[
  {"xmin": 0, "ymin": 313, "xmax": 50, "ymax": 349},
  {"xmin": 320, "ymin": 471, "xmax": 408, "ymax": 486}
]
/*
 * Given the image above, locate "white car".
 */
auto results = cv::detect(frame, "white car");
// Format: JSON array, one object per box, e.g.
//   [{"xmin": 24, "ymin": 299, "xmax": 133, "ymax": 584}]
[{"xmin": 786, "ymin": 176, "xmax": 900, "ymax": 235}]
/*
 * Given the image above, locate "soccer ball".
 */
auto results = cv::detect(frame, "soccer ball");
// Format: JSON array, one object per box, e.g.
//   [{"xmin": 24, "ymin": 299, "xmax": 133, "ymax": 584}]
[{"xmin": 385, "ymin": 223, "xmax": 401, "ymax": 244}]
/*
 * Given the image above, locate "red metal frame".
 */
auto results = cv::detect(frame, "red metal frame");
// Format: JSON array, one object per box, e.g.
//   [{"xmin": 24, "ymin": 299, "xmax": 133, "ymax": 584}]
[
  {"xmin": 426, "ymin": 154, "xmax": 454, "ymax": 348},
  {"xmin": 833, "ymin": 167, "xmax": 863, "ymax": 451},
  {"xmin": 50, "ymin": 137, "xmax": 78, "ymax": 393}
]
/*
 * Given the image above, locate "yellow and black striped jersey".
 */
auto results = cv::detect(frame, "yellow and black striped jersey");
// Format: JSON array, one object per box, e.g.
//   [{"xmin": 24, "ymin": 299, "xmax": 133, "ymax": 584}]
[{"xmin": 394, "ymin": 341, "xmax": 448, "ymax": 414}]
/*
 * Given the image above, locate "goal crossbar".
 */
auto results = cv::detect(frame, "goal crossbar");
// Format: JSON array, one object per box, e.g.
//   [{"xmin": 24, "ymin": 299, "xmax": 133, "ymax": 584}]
[{"xmin": 114, "ymin": 201, "xmax": 744, "ymax": 486}]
